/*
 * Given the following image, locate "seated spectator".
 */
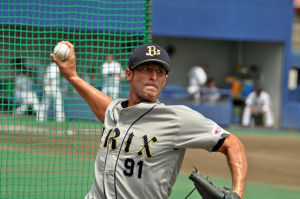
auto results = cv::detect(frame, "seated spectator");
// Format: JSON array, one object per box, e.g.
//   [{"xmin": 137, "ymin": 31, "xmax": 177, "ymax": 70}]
[
  {"xmin": 242, "ymin": 87, "xmax": 274, "ymax": 127},
  {"xmin": 202, "ymin": 78, "xmax": 221, "ymax": 103}
]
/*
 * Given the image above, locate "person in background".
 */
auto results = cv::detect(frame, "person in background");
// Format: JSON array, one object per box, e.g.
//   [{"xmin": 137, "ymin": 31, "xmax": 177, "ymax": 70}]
[
  {"xmin": 13, "ymin": 58, "xmax": 40, "ymax": 116},
  {"xmin": 242, "ymin": 87, "xmax": 274, "ymax": 127},
  {"xmin": 38, "ymin": 62, "xmax": 65, "ymax": 122},
  {"xmin": 101, "ymin": 55, "xmax": 124, "ymax": 99},
  {"xmin": 202, "ymin": 77, "xmax": 221, "ymax": 103},
  {"xmin": 187, "ymin": 64, "xmax": 207, "ymax": 102}
]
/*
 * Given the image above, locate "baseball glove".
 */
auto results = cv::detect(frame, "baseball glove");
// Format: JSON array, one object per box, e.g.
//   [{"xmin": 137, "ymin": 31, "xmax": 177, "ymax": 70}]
[{"xmin": 188, "ymin": 168, "xmax": 241, "ymax": 199}]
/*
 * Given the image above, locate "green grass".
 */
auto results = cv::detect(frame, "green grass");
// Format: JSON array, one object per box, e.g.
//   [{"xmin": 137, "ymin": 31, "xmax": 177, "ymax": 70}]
[
  {"xmin": 170, "ymin": 126, "xmax": 300, "ymax": 199},
  {"xmin": 0, "ymin": 114, "xmax": 103, "ymax": 129},
  {"xmin": 227, "ymin": 127, "xmax": 300, "ymax": 137},
  {"xmin": 170, "ymin": 174, "xmax": 300, "ymax": 199},
  {"xmin": 1, "ymin": 118, "xmax": 300, "ymax": 198},
  {"xmin": 0, "ymin": 148, "xmax": 94, "ymax": 199}
]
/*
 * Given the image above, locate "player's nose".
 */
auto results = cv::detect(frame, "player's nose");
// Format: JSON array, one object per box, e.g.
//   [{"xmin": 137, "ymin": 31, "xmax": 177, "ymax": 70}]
[{"xmin": 149, "ymin": 69, "xmax": 158, "ymax": 80}]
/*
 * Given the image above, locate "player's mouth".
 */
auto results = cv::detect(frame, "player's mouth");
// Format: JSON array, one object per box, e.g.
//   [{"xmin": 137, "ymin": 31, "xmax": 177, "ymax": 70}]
[{"xmin": 144, "ymin": 82, "xmax": 158, "ymax": 89}]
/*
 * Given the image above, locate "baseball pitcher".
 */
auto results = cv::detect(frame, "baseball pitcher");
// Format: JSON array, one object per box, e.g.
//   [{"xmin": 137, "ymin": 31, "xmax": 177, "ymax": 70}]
[{"xmin": 50, "ymin": 41, "xmax": 248, "ymax": 199}]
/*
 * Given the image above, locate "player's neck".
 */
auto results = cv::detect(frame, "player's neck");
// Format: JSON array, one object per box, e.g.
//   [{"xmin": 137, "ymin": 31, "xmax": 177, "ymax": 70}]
[{"xmin": 127, "ymin": 96, "xmax": 157, "ymax": 107}]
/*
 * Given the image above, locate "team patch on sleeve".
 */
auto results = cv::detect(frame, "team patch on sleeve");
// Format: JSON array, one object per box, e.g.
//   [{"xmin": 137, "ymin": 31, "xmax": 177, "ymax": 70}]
[{"xmin": 210, "ymin": 123, "xmax": 224, "ymax": 135}]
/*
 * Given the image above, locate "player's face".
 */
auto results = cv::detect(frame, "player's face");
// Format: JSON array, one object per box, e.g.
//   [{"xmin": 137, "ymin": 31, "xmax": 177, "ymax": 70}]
[{"xmin": 126, "ymin": 62, "xmax": 168, "ymax": 105}]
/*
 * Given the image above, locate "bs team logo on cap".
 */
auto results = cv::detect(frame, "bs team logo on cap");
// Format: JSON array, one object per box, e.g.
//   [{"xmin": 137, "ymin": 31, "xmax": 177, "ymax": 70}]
[
  {"xmin": 128, "ymin": 43, "xmax": 171, "ymax": 73},
  {"xmin": 146, "ymin": 45, "xmax": 161, "ymax": 56}
]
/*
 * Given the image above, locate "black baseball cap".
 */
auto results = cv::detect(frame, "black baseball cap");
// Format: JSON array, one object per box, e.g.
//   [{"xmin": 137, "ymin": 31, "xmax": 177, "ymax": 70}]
[{"xmin": 128, "ymin": 43, "xmax": 171, "ymax": 73}]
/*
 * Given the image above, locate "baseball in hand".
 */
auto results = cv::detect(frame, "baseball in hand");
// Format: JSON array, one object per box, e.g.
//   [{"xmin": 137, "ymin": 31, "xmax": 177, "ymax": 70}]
[{"xmin": 53, "ymin": 43, "xmax": 70, "ymax": 61}]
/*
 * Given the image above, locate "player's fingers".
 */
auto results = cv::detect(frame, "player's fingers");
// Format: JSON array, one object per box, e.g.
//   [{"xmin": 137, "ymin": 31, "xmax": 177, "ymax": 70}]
[
  {"xmin": 50, "ymin": 53, "xmax": 60, "ymax": 65},
  {"xmin": 58, "ymin": 41, "xmax": 75, "ymax": 60},
  {"xmin": 50, "ymin": 53, "xmax": 55, "ymax": 60},
  {"xmin": 58, "ymin": 41, "xmax": 74, "ymax": 52}
]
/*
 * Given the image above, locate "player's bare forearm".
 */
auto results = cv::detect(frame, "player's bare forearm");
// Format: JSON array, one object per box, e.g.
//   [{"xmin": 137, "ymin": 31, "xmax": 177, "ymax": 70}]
[
  {"xmin": 217, "ymin": 134, "xmax": 248, "ymax": 199},
  {"xmin": 50, "ymin": 41, "xmax": 113, "ymax": 123}
]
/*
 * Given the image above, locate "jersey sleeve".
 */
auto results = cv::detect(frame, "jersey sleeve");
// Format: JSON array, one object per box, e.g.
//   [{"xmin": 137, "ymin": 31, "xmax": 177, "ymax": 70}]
[
  {"xmin": 245, "ymin": 92, "xmax": 255, "ymax": 106},
  {"xmin": 45, "ymin": 63, "xmax": 59, "ymax": 80},
  {"xmin": 15, "ymin": 76, "xmax": 29, "ymax": 91},
  {"xmin": 173, "ymin": 106, "xmax": 230, "ymax": 151},
  {"xmin": 195, "ymin": 67, "xmax": 207, "ymax": 84},
  {"xmin": 113, "ymin": 61, "xmax": 122, "ymax": 73}
]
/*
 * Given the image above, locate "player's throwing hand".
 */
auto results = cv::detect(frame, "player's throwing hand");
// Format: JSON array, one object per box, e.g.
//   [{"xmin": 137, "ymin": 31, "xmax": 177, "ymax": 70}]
[{"xmin": 50, "ymin": 41, "xmax": 78, "ymax": 81}]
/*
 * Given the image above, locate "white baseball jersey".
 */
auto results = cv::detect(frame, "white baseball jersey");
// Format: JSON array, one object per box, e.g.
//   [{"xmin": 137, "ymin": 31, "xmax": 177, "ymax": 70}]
[
  {"xmin": 85, "ymin": 99, "xmax": 230, "ymax": 199},
  {"xmin": 44, "ymin": 62, "xmax": 61, "ymax": 91},
  {"xmin": 187, "ymin": 66, "xmax": 207, "ymax": 99},
  {"xmin": 15, "ymin": 74, "xmax": 40, "ymax": 114},
  {"xmin": 102, "ymin": 61, "xmax": 122, "ymax": 76},
  {"xmin": 38, "ymin": 63, "xmax": 65, "ymax": 122},
  {"xmin": 188, "ymin": 66, "xmax": 207, "ymax": 86},
  {"xmin": 102, "ymin": 61, "xmax": 122, "ymax": 99},
  {"xmin": 15, "ymin": 74, "xmax": 34, "ymax": 97},
  {"xmin": 244, "ymin": 91, "xmax": 271, "ymax": 112},
  {"xmin": 242, "ymin": 90, "xmax": 274, "ymax": 127}
]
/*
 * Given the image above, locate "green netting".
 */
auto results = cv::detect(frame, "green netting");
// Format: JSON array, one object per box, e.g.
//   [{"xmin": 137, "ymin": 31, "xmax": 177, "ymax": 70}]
[{"xmin": 0, "ymin": 0, "xmax": 152, "ymax": 198}]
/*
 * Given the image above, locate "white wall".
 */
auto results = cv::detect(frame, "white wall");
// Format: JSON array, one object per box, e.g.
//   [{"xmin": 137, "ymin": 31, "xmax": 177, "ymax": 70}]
[
  {"xmin": 244, "ymin": 42, "xmax": 283, "ymax": 127},
  {"xmin": 153, "ymin": 36, "xmax": 236, "ymax": 87}
]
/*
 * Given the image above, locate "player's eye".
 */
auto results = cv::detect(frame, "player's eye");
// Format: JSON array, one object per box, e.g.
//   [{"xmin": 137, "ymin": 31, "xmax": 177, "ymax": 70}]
[
  {"xmin": 157, "ymin": 68, "xmax": 166, "ymax": 75},
  {"xmin": 136, "ymin": 65, "xmax": 166, "ymax": 76},
  {"xmin": 143, "ymin": 66, "xmax": 151, "ymax": 72}
]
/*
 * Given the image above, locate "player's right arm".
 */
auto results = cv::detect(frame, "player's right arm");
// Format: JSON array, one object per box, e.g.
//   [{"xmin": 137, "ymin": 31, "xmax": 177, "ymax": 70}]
[
  {"xmin": 217, "ymin": 134, "xmax": 248, "ymax": 199},
  {"xmin": 50, "ymin": 41, "xmax": 112, "ymax": 123}
]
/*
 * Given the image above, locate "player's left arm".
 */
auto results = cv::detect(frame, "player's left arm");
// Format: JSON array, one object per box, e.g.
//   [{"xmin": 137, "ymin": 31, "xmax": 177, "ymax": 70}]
[{"xmin": 216, "ymin": 134, "xmax": 248, "ymax": 199}]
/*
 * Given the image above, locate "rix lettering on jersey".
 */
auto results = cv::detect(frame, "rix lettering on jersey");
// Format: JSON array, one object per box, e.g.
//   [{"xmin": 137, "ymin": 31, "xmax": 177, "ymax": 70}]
[
  {"xmin": 102, "ymin": 127, "xmax": 158, "ymax": 159},
  {"xmin": 146, "ymin": 46, "xmax": 161, "ymax": 56}
]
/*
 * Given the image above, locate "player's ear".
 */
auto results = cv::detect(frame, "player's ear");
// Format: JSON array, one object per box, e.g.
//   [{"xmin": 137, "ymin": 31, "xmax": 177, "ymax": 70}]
[
  {"xmin": 163, "ymin": 74, "xmax": 168, "ymax": 86},
  {"xmin": 126, "ymin": 68, "xmax": 133, "ymax": 81}
]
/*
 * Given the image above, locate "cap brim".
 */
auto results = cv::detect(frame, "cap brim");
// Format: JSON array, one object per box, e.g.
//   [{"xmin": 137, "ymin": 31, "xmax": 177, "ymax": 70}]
[{"xmin": 131, "ymin": 59, "xmax": 171, "ymax": 73}]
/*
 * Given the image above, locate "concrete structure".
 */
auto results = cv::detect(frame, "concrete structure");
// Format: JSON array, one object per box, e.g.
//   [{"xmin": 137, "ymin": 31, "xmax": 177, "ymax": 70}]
[{"xmin": 152, "ymin": 0, "xmax": 295, "ymax": 129}]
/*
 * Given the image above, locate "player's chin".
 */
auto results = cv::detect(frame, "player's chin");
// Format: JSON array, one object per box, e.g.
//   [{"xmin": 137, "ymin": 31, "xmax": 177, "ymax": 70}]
[{"xmin": 142, "ymin": 90, "xmax": 159, "ymax": 101}]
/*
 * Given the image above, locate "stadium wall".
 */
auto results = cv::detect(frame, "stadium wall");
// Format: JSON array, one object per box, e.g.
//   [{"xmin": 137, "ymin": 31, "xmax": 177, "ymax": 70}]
[
  {"xmin": 152, "ymin": 0, "xmax": 293, "ymax": 42},
  {"xmin": 152, "ymin": 0, "xmax": 295, "ymax": 129}
]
